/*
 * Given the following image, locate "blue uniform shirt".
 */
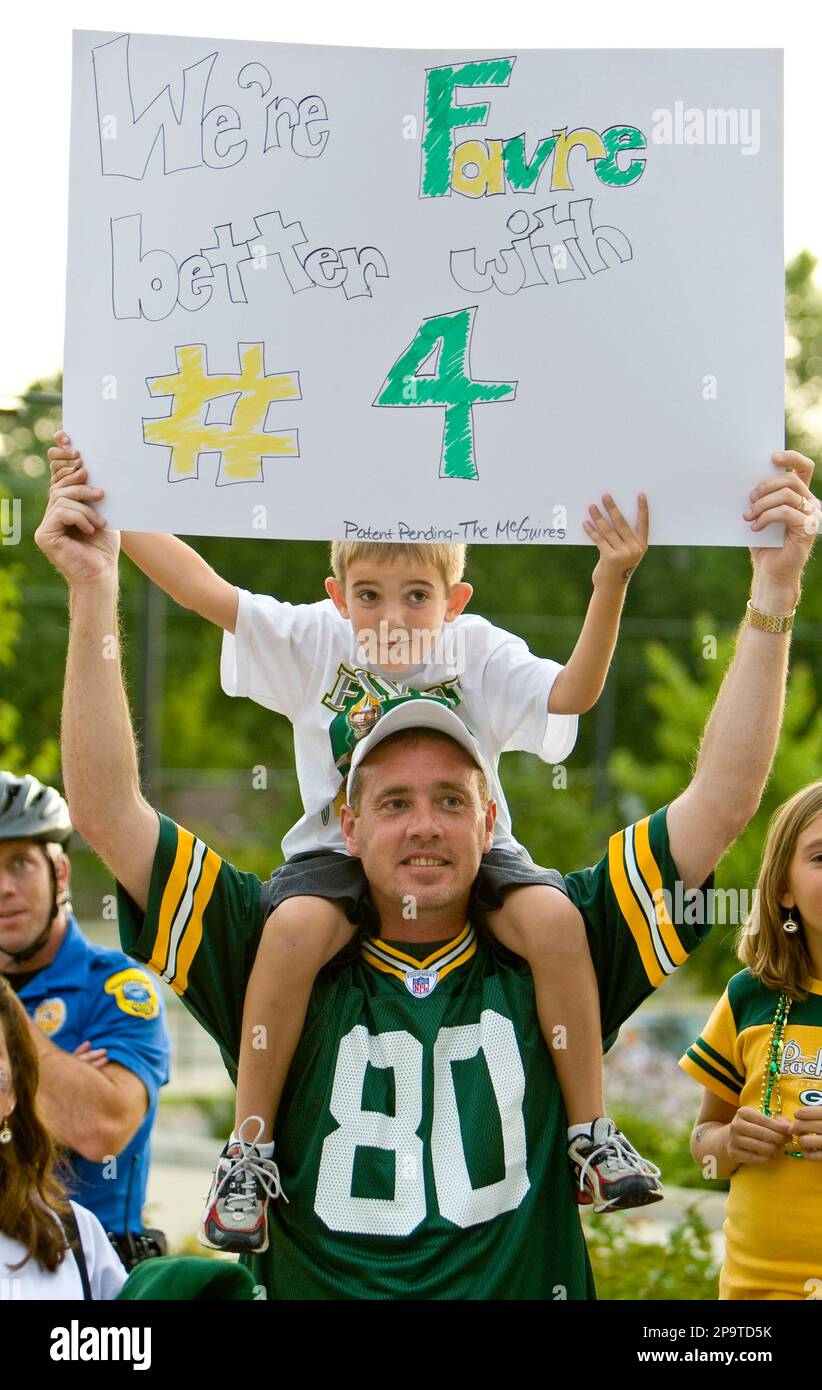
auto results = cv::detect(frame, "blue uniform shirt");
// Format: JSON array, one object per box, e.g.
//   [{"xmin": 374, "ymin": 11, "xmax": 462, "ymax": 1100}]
[{"xmin": 17, "ymin": 915, "xmax": 170, "ymax": 1234}]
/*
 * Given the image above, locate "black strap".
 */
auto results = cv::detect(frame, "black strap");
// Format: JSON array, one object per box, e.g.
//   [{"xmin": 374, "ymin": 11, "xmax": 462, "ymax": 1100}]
[{"xmin": 62, "ymin": 1205, "xmax": 93, "ymax": 1301}]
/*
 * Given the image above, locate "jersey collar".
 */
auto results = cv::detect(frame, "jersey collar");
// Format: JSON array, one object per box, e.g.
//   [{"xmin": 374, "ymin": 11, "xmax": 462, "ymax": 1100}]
[{"xmin": 361, "ymin": 923, "xmax": 477, "ymax": 985}]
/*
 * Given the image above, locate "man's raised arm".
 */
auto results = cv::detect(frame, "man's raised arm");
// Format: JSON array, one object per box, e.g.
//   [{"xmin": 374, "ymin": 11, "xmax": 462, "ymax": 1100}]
[
  {"xmin": 667, "ymin": 452, "xmax": 820, "ymax": 890},
  {"xmin": 35, "ymin": 479, "xmax": 158, "ymax": 909}
]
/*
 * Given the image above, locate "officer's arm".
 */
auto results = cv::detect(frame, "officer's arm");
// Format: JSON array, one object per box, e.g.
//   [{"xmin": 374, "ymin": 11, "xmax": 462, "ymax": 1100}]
[
  {"xmin": 61, "ymin": 570, "xmax": 159, "ymax": 911},
  {"xmin": 27, "ymin": 1019, "xmax": 148, "ymax": 1162}
]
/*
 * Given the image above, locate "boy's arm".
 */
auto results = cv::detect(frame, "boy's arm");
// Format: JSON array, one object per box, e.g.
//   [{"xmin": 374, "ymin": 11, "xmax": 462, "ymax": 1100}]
[
  {"xmin": 49, "ymin": 434, "xmax": 239, "ymax": 633},
  {"xmin": 120, "ymin": 531, "xmax": 238, "ymax": 633},
  {"xmin": 549, "ymin": 493, "xmax": 648, "ymax": 715}
]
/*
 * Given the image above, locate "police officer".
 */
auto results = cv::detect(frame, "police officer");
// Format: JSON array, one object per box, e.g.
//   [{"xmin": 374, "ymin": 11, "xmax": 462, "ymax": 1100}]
[{"xmin": 0, "ymin": 771, "xmax": 170, "ymax": 1267}]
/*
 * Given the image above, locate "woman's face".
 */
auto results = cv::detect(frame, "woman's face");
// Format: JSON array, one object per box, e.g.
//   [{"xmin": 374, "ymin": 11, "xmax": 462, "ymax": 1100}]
[
  {"xmin": 781, "ymin": 811, "xmax": 822, "ymax": 946},
  {"xmin": 0, "ymin": 1016, "xmax": 14, "ymax": 1122}
]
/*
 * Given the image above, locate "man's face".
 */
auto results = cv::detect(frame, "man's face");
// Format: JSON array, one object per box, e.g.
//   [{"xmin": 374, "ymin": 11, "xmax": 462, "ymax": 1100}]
[
  {"xmin": 0, "ymin": 840, "xmax": 62, "ymax": 963},
  {"xmin": 340, "ymin": 737, "xmax": 495, "ymax": 918}
]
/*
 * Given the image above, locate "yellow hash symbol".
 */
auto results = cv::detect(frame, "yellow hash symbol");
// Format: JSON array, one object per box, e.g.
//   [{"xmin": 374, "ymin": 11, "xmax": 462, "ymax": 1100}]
[{"xmin": 143, "ymin": 343, "xmax": 301, "ymax": 482}]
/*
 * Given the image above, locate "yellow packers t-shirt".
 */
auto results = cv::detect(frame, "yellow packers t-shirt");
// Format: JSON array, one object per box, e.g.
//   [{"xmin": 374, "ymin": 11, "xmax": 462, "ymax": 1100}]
[{"xmin": 680, "ymin": 969, "xmax": 822, "ymax": 1300}]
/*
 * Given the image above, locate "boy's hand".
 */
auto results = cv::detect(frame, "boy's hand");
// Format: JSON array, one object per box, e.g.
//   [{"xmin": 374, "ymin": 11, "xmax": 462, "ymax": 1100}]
[
  {"xmin": 583, "ymin": 493, "xmax": 649, "ymax": 590},
  {"xmin": 726, "ymin": 1105, "xmax": 793, "ymax": 1164},
  {"xmin": 48, "ymin": 429, "xmax": 87, "ymax": 486}
]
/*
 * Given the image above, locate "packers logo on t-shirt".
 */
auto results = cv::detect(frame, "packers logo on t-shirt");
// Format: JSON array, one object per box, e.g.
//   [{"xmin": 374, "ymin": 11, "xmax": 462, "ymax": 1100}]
[
  {"xmin": 34, "ymin": 997, "xmax": 67, "ymax": 1037},
  {"xmin": 323, "ymin": 673, "xmax": 464, "ymax": 780},
  {"xmin": 104, "ymin": 969, "xmax": 160, "ymax": 1020}
]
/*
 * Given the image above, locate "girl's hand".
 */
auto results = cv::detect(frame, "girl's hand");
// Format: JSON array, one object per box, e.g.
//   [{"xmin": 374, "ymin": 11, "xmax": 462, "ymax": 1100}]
[
  {"xmin": 792, "ymin": 1104, "xmax": 822, "ymax": 1160},
  {"xmin": 727, "ymin": 1105, "xmax": 793, "ymax": 1164},
  {"xmin": 583, "ymin": 493, "xmax": 649, "ymax": 590}
]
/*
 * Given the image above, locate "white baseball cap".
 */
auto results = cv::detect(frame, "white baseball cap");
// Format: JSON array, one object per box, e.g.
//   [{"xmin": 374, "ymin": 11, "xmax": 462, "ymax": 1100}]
[{"xmin": 345, "ymin": 696, "xmax": 492, "ymax": 803}]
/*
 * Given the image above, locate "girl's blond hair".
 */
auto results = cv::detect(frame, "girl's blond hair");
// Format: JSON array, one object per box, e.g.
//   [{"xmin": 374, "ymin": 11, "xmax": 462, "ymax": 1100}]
[
  {"xmin": 329, "ymin": 541, "xmax": 466, "ymax": 590},
  {"xmin": 737, "ymin": 782, "xmax": 822, "ymax": 1001}
]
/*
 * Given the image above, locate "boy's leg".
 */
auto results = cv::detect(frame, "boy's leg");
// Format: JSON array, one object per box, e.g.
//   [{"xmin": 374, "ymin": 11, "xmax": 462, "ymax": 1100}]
[
  {"xmin": 485, "ymin": 884, "xmax": 662, "ymax": 1212},
  {"xmin": 234, "ymin": 895, "xmax": 355, "ymax": 1142},
  {"xmin": 201, "ymin": 895, "xmax": 354, "ymax": 1252},
  {"xmin": 485, "ymin": 884, "xmax": 603, "ymax": 1123}
]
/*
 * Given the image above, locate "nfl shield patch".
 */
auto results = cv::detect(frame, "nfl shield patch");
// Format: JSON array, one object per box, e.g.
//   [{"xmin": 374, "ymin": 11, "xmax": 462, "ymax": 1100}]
[{"xmin": 404, "ymin": 969, "xmax": 439, "ymax": 998}]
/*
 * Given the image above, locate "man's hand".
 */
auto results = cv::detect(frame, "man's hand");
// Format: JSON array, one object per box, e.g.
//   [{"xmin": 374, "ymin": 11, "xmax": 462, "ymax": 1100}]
[
  {"xmin": 35, "ymin": 431, "xmax": 119, "ymax": 585},
  {"xmin": 583, "ymin": 493, "xmax": 649, "ymax": 589},
  {"xmin": 745, "ymin": 451, "xmax": 819, "ymax": 605}
]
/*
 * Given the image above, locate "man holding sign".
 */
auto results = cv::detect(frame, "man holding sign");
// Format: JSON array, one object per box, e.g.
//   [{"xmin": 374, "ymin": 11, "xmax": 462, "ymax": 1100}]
[{"xmin": 35, "ymin": 451, "xmax": 818, "ymax": 1298}]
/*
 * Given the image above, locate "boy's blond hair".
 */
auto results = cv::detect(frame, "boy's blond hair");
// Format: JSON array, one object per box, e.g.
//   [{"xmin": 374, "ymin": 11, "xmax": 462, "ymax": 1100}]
[{"xmin": 329, "ymin": 541, "xmax": 467, "ymax": 590}]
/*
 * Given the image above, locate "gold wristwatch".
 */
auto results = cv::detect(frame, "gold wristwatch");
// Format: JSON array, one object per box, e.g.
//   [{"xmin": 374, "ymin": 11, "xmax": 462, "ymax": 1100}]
[{"xmin": 746, "ymin": 600, "xmax": 795, "ymax": 634}]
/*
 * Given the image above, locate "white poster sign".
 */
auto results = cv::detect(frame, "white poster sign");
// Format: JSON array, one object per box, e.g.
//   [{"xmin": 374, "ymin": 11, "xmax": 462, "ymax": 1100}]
[{"xmin": 64, "ymin": 32, "xmax": 783, "ymax": 544}]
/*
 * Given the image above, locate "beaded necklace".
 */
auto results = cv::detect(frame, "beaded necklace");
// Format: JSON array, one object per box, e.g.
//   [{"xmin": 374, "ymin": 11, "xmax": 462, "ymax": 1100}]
[{"xmin": 759, "ymin": 992, "xmax": 805, "ymax": 1159}]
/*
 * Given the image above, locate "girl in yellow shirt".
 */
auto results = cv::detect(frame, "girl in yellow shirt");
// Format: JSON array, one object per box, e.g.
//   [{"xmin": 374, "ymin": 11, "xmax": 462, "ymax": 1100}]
[{"xmin": 680, "ymin": 782, "xmax": 822, "ymax": 1300}]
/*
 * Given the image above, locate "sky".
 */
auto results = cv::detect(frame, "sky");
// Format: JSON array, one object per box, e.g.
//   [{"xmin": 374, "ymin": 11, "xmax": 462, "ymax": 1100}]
[{"xmin": 1, "ymin": 0, "xmax": 819, "ymax": 401}]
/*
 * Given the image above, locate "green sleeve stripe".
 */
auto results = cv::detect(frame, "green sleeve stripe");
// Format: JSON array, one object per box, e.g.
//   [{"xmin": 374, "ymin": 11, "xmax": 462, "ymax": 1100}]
[
  {"xmin": 694, "ymin": 1034, "xmax": 745, "ymax": 1087},
  {"xmin": 684, "ymin": 1046, "xmax": 742, "ymax": 1094}
]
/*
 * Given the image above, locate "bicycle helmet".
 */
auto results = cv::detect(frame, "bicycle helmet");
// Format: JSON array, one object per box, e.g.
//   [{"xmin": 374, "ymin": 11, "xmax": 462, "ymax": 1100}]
[{"xmin": 0, "ymin": 772, "xmax": 72, "ymax": 846}]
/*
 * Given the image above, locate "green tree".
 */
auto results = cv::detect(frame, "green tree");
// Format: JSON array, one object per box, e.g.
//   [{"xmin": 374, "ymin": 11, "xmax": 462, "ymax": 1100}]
[
  {"xmin": 786, "ymin": 251, "xmax": 822, "ymax": 461},
  {"xmin": 0, "ymin": 444, "xmax": 58, "ymax": 778},
  {"xmin": 610, "ymin": 620, "xmax": 822, "ymax": 992}
]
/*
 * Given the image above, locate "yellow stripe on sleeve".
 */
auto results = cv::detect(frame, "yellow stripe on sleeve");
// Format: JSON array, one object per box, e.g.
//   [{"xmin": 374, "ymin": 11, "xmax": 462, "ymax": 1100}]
[
  {"xmin": 150, "ymin": 826, "xmax": 195, "ymax": 979},
  {"xmin": 678, "ymin": 1053, "xmax": 741, "ymax": 1109},
  {"xmin": 169, "ymin": 847, "xmax": 222, "ymax": 996},
  {"xmin": 608, "ymin": 828, "xmax": 666, "ymax": 989},
  {"xmin": 633, "ymin": 815, "xmax": 689, "ymax": 968}
]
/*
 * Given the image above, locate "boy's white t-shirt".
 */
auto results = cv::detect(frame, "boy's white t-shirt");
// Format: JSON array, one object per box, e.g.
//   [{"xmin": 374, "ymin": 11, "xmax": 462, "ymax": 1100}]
[
  {"xmin": 221, "ymin": 591, "xmax": 578, "ymax": 861},
  {"xmin": 0, "ymin": 1200, "xmax": 127, "ymax": 1299}
]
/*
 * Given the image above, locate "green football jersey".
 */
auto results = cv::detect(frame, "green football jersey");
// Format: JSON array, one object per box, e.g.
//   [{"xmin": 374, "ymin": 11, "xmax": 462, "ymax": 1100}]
[{"xmin": 117, "ymin": 806, "xmax": 710, "ymax": 1300}]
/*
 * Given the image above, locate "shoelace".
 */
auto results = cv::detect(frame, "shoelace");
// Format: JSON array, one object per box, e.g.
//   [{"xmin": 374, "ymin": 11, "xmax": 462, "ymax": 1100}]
[
  {"xmin": 215, "ymin": 1115, "xmax": 289, "ymax": 1210},
  {"xmin": 576, "ymin": 1128, "xmax": 661, "ymax": 1195}
]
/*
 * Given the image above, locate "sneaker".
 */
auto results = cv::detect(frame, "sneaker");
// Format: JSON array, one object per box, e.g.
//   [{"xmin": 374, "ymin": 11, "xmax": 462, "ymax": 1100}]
[
  {"xmin": 199, "ymin": 1116, "xmax": 287, "ymax": 1254},
  {"xmin": 568, "ymin": 1117, "xmax": 663, "ymax": 1213}
]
